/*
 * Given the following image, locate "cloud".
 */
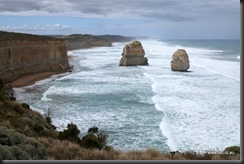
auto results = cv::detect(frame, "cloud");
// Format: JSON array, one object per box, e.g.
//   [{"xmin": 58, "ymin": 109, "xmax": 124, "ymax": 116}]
[
  {"xmin": 46, "ymin": 24, "xmax": 71, "ymax": 29},
  {"xmin": 0, "ymin": 0, "xmax": 239, "ymax": 22},
  {"xmin": 0, "ymin": 0, "xmax": 239, "ymax": 39},
  {"xmin": 0, "ymin": 0, "xmax": 44, "ymax": 12},
  {"xmin": 0, "ymin": 24, "xmax": 71, "ymax": 34}
]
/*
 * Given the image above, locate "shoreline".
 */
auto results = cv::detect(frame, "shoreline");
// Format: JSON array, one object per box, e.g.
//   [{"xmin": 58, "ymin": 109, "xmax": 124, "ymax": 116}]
[
  {"xmin": 8, "ymin": 53, "xmax": 77, "ymax": 88},
  {"xmin": 8, "ymin": 72, "xmax": 65, "ymax": 88}
]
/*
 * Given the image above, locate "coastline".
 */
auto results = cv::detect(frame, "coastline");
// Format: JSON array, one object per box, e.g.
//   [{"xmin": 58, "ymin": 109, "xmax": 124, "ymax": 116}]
[
  {"xmin": 8, "ymin": 72, "xmax": 64, "ymax": 88},
  {"xmin": 1, "ymin": 39, "xmax": 240, "ymax": 160}
]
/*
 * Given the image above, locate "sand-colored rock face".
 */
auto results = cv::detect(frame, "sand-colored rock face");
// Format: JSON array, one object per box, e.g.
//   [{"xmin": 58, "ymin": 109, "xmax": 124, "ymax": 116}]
[
  {"xmin": 119, "ymin": 41, "xmax": 148, "ymax": 66},
  {"xmin": 171, "ymin": 49, "xmax": 190, "ymax": 71},
  {"xmin": 0, "ymin": 40, "xmax": 70, "ymax": 83}
]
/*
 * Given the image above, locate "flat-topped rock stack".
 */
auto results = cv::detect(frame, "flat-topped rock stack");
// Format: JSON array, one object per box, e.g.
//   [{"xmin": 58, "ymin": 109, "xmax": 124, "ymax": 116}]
[
  {"xmin": 171, "ymin": 49, "xmax": 190, "ymax": 71},
  {"xmin": 119, "ymin": 41, "xmax": 148, "ymax": 66}
]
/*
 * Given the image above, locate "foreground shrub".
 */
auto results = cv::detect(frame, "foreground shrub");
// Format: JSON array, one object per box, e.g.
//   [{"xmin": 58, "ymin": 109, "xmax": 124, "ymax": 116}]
[
  {"xmin": 0, "ymin": 92, "xmax": 57, "ymax": 138},
  {"xmin": 0, "ymin": 126, "xmax": 47, "ymax": 160},
  {"xmin": 80, "ymin": 133, "xmax": 103, "ymax": 150},
  {"xmin": 80, "ymin": 126, "xmax": 109, "ymax": 150},
  {"xmin": 58, "ymin": 123, "xmax": 81, "ymax": 143},
  {"xmin": 21, "ymin": 103, "xmax": 30, "ymax": 109}
]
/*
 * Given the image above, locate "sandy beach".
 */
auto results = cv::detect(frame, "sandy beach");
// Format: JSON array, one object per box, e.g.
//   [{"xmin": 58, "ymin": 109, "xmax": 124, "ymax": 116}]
[{"xmin": 9, "ymin": 72, "xmax": 60, "ymax": 88}]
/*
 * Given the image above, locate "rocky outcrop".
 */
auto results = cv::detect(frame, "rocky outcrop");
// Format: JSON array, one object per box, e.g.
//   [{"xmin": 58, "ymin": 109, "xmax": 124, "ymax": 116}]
[
  {"xmin": 171, "ymin": 49, "xmax": 190, "ymax": 71},
  {"xmin": 0, "ymin": 31, "xmax": 70, "ymax": 83},
  {"xmin": 119, "ymin": 41, "xmax": 148, "ymax": 66}
]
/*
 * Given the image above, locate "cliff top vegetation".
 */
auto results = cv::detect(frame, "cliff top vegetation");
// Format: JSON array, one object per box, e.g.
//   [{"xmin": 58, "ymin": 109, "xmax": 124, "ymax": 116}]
[{"xmin": 0, "ymin": 31, "xmax": 61, "ymax": 42}]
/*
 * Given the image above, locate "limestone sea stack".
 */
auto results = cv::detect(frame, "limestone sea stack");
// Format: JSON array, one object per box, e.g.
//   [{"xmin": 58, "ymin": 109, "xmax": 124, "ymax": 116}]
[
  {"xmin": 119, "ymin": 41, "xmax": 148, "ymax": 66},
  {"xmin": 171, "ymin": 49, "xmax": 190, "ymax": 71}
]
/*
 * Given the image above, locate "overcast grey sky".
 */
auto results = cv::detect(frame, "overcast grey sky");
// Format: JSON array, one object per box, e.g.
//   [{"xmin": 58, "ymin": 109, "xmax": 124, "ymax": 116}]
[{"xmin": 0, "ymin": 0, "xmax": 240, "ymax": 39}]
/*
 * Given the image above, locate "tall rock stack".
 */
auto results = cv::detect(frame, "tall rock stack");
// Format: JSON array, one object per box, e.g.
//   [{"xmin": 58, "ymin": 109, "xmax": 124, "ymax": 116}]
[
  {"xmin": 171, "ymin": 49, "xmax": 190, "ymax": 71},
  {"xmin": 119, "ymin": 41, "xmax": 148, "ymax": 66}
]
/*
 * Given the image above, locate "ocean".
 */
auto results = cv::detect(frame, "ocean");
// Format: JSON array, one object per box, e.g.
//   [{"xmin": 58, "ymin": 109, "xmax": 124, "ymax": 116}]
[{"xmin": 13, "ymin": 39, "xmax": 240, "ymax": 153}]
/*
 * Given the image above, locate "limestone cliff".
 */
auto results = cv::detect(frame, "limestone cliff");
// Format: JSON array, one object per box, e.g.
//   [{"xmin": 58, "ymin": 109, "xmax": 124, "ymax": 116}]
[{"xmin": 0, "ymin": 31, "xmax": 70, "ymax": 83}]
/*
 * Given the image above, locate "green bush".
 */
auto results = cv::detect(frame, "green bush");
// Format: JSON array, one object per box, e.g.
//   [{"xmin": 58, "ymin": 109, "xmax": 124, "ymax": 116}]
[
  {"xmin": 0, "ymin": 145, "xmax": 17, "ymax": 160},
  {"xmin": 224, "ymin": 146, "xmax": 240, "ymax": 154},
  {"xmin": 58, "ymin": 123, "xmax": 81, "ymax": 143},
  {"xmin": 80, "ymin": 126, "xmax": 109, "ymax": 150},
  {"xmin": 80, "ymin": 133, "xmax": 103, "ymax": 150},
  {"xmin": 21, "ymin": 103, "xmax": 30, "ymax": 109},
  {"xmin": 0, "ymin": 126, "xmax": 47, "ymax": 160}
]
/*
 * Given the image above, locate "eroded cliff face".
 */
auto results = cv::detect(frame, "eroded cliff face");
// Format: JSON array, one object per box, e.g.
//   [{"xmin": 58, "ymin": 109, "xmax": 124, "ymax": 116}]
[{"xmin": 0, "ymin": 40, "xmax": 70, "ymax": 83}]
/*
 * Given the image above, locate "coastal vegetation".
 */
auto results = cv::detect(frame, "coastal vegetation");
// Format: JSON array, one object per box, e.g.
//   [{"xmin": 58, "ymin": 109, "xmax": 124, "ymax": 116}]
[
  {"xmin": 0, "ymin": 79, "xmax": 240, "ymax": 160},
  {"xmin": 0, "ymin": 31, "xmax": 60, "ymax": 42}
]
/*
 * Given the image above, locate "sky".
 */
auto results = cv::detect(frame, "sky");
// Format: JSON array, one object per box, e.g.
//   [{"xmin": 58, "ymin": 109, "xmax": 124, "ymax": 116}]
[{"xmin": 0, "ymin": 0, "xmax": 240, "ymax": 39}]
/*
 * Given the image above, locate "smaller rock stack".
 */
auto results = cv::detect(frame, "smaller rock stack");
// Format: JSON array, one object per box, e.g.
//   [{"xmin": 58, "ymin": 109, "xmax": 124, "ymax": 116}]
[
  {"xmin": 171, "ymin": 49, "xmax": 190, "ymax": 71},
  {"xmin": 119, "ymin": 41, "xmax": 148, "ymax": 66}
]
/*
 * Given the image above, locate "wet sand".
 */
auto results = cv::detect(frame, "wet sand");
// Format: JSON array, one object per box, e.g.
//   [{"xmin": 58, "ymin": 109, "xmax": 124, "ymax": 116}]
[{"xmin": 9, "ymin": 72, "xmax": 60, "ymax": 88}]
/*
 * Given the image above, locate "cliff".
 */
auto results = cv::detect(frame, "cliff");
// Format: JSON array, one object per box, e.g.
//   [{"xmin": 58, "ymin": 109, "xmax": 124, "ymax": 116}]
[
  {"xmin": 0, "ymin": 31, "xmax": 70, "ymax": 83},
  {"xmin": 55, "ymin": 34, "xmax": 112, "ymax": 51},
  {"xmin": 54, "ymin": 34, "xmax": 134, "ymax": 51},
  {"xmin": 96, "ymin": 35, "xmax": 134, "ymax": 42}
]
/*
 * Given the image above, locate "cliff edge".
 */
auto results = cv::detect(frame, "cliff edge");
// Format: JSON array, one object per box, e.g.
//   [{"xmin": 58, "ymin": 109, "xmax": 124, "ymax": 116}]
[
  {"xmin": 0, "ymin": 31, "xmax": 70, "ymax": 84},
  {"xmin": 55, "ymin": 34, "xmax": 133, "ymax": 51}
]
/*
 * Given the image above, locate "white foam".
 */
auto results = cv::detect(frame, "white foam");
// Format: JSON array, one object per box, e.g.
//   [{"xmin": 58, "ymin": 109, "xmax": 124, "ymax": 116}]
[
  {"xmin": 191, "ymin": 57, "xmax": 240, "ymax": 81},
  {"xmin": 18, "ymin": 39, "xmax": 240, "ymax": 152},
  {"xmin": 41, "ymin": 88, "xmax": 53, "ymax": 101},
  {"xmin": 140, "ymin": 40, "xmax": 240, "ymax": 151}
]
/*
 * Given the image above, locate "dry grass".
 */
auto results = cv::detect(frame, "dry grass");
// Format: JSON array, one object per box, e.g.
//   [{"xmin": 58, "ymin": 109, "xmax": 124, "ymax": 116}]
[
  {"xmin": 37, "ymin": 137, "xmax": 117, "ymax": 160},
  {"xmin": 117, "ymin": 149, "xmax": 170, "ymax": 160},
  {"xmin": 37, "ymin": 137, "xmax": 240, "ymax": 160}
]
